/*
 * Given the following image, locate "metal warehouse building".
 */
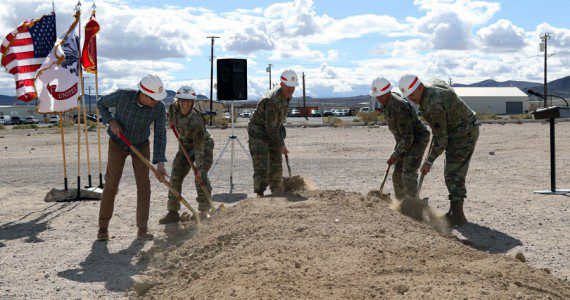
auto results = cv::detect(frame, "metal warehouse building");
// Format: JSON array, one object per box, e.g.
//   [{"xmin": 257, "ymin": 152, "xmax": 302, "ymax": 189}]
[{"xmin": 454, "ymin": 87, "xmax": 529, "ymax": 115}]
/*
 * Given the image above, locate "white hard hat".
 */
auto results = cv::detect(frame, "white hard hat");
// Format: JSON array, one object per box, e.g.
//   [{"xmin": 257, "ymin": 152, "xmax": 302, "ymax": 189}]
[
  {"xmin": 398, "ymin": 74, "xmax": 421, "ymax": 98},
  {"xmin": 175, "ymin": 86, "xmax": 197, "ymax": 100},
  {"xmin": 370, "ymin": 76, "xmax": 392, "ymax": 97},
  {"xmin": 139, "ymin": 74, "xmax": 167, "ymax": 101},
  {"xmin": 280, "ymin": 69, "xmax": 299, "ymax": 87}
]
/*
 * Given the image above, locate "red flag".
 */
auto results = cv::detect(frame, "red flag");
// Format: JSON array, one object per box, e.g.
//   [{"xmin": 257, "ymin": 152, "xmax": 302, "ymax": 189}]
[{"xmin": 81, "ymin": 10, "xmax": 99, "ymax": 74}]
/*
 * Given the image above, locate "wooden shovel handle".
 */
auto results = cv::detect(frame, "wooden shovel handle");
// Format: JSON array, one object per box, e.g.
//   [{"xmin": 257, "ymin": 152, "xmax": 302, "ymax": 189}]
[{"xmin": 118, "ymin": 133, "xmax": 201, "ymax": 224}]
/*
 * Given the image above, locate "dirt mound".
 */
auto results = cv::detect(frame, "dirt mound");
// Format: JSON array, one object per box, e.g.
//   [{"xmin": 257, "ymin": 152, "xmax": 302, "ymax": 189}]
[{"xmin": 132, "ymin": 190, "xmax": 570, "ymax": 299}]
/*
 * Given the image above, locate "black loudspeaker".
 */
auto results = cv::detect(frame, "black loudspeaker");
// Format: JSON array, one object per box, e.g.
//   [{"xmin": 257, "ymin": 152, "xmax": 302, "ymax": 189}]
[{"xmin": 217, "ymin": 58, "xmax": 247, "ymax": 100}]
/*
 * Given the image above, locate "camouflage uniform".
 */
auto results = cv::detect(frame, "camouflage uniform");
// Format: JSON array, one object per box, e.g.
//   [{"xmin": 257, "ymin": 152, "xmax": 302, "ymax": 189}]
[
  {"xmin": 168, "ymin": 102, "xmax": 214, "ymax": 212},
  {"xmin": 381, "ymin": 93, "xmax": 430, "ymax": 199},
  {"xmin": 419, "ymin": 81, "xmax": 479, "ymax": 203},
  {"xmin": 247, "ymin": 86, "xmax": 289, "ymax": 194}
]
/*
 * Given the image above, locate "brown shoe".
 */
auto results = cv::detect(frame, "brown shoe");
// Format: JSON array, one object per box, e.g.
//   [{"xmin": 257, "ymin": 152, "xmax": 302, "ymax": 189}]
[
  {"xmin": 137, "ymin": 228, "xmax": 154, "ymax": 240},
  {"xmin": 97, "ymin": 228, "xmax": 109, "ymax": 241}
]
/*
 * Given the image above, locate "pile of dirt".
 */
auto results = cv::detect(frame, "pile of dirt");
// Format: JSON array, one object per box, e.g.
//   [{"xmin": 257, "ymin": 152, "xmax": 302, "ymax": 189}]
[{"xmin": 132, "ymin": 190, "xmax": 569, "ymax": 299}]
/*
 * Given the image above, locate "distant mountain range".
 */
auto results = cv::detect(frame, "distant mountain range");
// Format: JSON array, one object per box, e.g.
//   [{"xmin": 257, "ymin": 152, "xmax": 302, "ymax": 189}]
[
  {"xmin": 1, "ymin": 76, "xmax": 569, "ymax": 107},
  {"xmin": 452, "ymin": 76, "xmax": 570, "ymax": 97}
]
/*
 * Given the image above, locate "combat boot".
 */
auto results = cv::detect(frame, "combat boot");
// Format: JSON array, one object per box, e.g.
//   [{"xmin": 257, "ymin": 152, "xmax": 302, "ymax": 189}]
[
  {"xmin": 445, "ymin": 201, "xmax": 467, "ymax": 227},
  {"xmin": 159, "ymin": 211, "xmax": 180, "ymax": 224}
]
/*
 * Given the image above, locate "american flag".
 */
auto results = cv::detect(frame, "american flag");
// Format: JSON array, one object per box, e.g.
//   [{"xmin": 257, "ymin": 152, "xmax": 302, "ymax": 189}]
[{"xmin": 1, "ymin": 14, "xmax": 56, "ymax": 102}]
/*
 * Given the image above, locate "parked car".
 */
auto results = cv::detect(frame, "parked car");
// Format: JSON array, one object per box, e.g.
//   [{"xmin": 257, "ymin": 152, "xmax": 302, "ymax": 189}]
[
  {"xmin": 289, "ymin": 108, "xmax": 301, "ymax": 117},
  {"xmin": 0, "ymin": 115, "xmax": 10, "ymax": 124},
  {"xmin": 359, "ymin": 107, "xmax": 371, "ymax": 113},
  {"xmin": 24, "ymin": 116, "xmax": 39, "ymax": 124},
  {"xmin": 323, "ymin": 109, "xmax": 333, "ymax": 117},
  {"xmin": 86, "ymin": 114, "xmax": 102, "ymax": 122},
  {"xmin": 238, "ymin": 111, "xmax": 252, "ymax": 118},
  {"xmin": 49, "ymin": 115, "xmax": 60, "ymax": 123},
  {"xmin": 332, "ymin": 109, "xmax": 346, "ymax": 117},
  {"xmin": 310, "ymin": 109, "xmax": 321, "ymax": 117},
  {"xmin": 10, "ymin": 116, "xmax": 24, "ymax": 125}
]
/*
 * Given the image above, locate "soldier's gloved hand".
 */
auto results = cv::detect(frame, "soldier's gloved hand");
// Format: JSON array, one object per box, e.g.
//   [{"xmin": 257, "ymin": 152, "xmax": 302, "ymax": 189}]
[
  {"xmin": 420, "ymin": 162, "xmax": 431, "ymax": 175},
  {"xmin": 280, "ymin": 145, "xmax": 289, "ymax": 155},
  {"xmin": 387, "ymin": 156, "xmax": 397, "ymax": 165}
]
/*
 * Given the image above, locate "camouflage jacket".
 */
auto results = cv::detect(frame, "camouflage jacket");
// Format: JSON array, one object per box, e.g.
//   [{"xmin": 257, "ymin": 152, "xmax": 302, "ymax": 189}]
[
  {"xmin": 419, "ymin": 82, "xmax": 477, "ymax": 164},
  {"xmin": 168, "ymin": 102, "xmax": 211, "ymax": 168},
  {"xmin": 248, "ymin": 86, "xmax": 289, "ymax": 147},
  {"xmin": 382, "ymin": 93, "xmax": 430, "ymax": 159}
]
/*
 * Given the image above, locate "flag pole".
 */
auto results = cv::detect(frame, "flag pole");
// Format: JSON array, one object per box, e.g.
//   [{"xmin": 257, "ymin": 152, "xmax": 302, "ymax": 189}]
[
  {"xmin": 92, "ymin": 1, "xmax": 103, "ymax": 189},
  {"xmin": 76, "ymin": 0, "xmax": 93, "ymax": 188},
  {"xmin": 75, "ymin": 1, "xmax": 82, "ymax": 198},
  {"xmin": 59, "ymin": 113, "xmax": 68, "ymax": 191},
  {"xmin": 95, "ymin": 73, "xmax": 102, "ymax": 188}
]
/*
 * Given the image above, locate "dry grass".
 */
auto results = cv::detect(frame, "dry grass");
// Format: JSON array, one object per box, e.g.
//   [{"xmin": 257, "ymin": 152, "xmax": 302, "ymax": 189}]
[
  {"xmin": 477, "ymin": 112, "xmax": 502, "ymax": 120},
  {"xmin": 356, "ymin": 111, "xmax": 384, "ymax": 125}
]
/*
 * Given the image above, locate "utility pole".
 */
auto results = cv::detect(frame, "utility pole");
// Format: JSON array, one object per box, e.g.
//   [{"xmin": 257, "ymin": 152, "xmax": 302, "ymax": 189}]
[
  {"xmin": 266, "ymin": 63, "xmax": 273, "ymax": 89},
  {"xmin": 302, "ymin": 72, "xmax": 307, "ymax": 120},
  {"xmin": 541, "ymin": 33, "xmax": 551, "ymax": 108},
  {"xmin": 207, "ymin": 36, "xmax": 219, "ymax": 125}
]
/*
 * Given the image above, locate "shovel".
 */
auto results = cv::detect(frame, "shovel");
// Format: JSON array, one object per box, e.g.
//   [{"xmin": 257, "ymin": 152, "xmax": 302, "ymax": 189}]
[
  {"xmin": 171, "ymin": 125, "xmax": 220, "ymax": 215},
  {"xmin": 400, "ymin": 139, "xmax": 433, "ymax": 221},
  {"xmin": 400, "ymin": 171, "xmax": 429, "ymax": 221},
  {"xmin": 379, "ymin": 164, "xmax": 391, "ymax": 198},
  {"xmin": 282, "ymin": 153, "xmax": 307, "ymax": 192},
  {"xmin": 285, "ymin": 153, "xmax": 293, "ymax": 177},
  {"xmin": 118, "ymin": 133, "xmax": 201, "ymax": 225}
]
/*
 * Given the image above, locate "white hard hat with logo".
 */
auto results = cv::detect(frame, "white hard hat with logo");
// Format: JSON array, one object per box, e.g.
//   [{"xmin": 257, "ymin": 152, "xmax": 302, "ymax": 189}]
[
  {"xmin": 280, "ymin": 69, "xmax": 299, "ymax": 87},
  {"xmin": 175, "ymin": 86, "xmax": 197, "ymax": 100},
  {"xmin": 370, "ymin": 76, "xmax": 392, "ymax": 97},
  {"xmin": 398, "ymin": 74, "xmax": 421, "ymax": 98},
  {"xmin": 139, "ymin": 74, "xmax": 167, "ymax": 101}
]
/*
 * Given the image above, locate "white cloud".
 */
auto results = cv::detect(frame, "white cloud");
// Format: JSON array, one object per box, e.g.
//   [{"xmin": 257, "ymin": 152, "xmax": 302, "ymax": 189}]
[
  {"xmin": 407, "ymin": 0, "xmax": 501, "ymax": 50},
  {"xmin": 476, "ymin": 19, "xmax": 527, "ymax": 52}
]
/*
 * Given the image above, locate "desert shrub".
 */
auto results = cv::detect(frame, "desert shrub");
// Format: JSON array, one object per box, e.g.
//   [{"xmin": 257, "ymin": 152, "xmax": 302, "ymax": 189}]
[
  {"xmin": 213, "ymin": 115, "xmax": 229, "ymax": 128},
  {"xmin": 324, "ymin": 116, "xmax": 343, "ymax": 126},
  {"xmin": 0, "ymin": 124, "xmax": 5, "ymax": 130},
  {"xmin": 509, "ymin": 114, "xmax": 533, "ymax": 120},
  {"xmin": 477, "ymin": 112, "xmax": 502, "ymax": 120},
  {"xmin": 357, "ymin": 111, "xmax": 384, "ymax": 125},
  {"xmin": 12, "ymin": 124, "xmax": 38, "ymax": 130}
]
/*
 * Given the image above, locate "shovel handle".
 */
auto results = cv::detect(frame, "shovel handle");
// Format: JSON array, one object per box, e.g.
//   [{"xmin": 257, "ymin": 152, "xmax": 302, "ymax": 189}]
[
  {"xmin": 285, "ymin": 154, "xmax": 292, "ymax": 177},
  {"xmin": 379, "ymin": 164, "xmax": 391, "ymax": 192},
  {"xmin": 118, "ymin": 133, "xmax": 201, "ymax": 224}
]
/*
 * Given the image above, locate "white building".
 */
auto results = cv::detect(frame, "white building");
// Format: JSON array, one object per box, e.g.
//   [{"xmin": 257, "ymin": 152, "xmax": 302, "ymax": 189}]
[{"xmin": 454, "ymin": 87, "xmax": 529, "ymax": 115}]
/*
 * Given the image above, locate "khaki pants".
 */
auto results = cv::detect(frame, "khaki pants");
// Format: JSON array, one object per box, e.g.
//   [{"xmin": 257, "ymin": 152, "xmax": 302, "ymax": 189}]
[{"xmin": 99, "ymin": 138, "xmax": 151, "ymax": 229}]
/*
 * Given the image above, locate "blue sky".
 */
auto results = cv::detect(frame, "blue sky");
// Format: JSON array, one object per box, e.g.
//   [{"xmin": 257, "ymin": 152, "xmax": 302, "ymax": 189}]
[{"xmin": 0, "ymin": 0, "xmax": 569, "ymax": 99}]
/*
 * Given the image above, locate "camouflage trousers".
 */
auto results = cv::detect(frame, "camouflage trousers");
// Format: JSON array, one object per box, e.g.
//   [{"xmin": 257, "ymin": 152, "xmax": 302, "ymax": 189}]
[
  {"xmin": 445, "ymin": 126, "xmax": 479, "ymax": 202},
  {"xmin": 167, "ymin": 138, "xmax": 214, "ymax": 212},
  {"xmin": 393, "ymin": 139, "xmax": 428, "ymax": 200},
  {"xmin": 248, "ymin": 136, "xmax": 283, "ymax": 194}
]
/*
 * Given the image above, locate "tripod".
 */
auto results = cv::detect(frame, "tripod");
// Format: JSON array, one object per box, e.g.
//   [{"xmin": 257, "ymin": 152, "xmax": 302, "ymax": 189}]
[{"xmin": 209, "ymin": 101, "xmax": 252, "ymax": 193}]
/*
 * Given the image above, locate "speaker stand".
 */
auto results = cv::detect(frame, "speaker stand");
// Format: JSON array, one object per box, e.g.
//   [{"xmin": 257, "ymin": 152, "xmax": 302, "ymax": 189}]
[{"xmin": 209, "ymin": 101, "xmax": 252, "ymax": 194}]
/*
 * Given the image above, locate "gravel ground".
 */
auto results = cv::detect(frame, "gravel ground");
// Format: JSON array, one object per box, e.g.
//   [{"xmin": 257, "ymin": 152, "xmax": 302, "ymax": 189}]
[{"xmin": 0, "ymin": 122, "xmax": 569, "ymax": 298}]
